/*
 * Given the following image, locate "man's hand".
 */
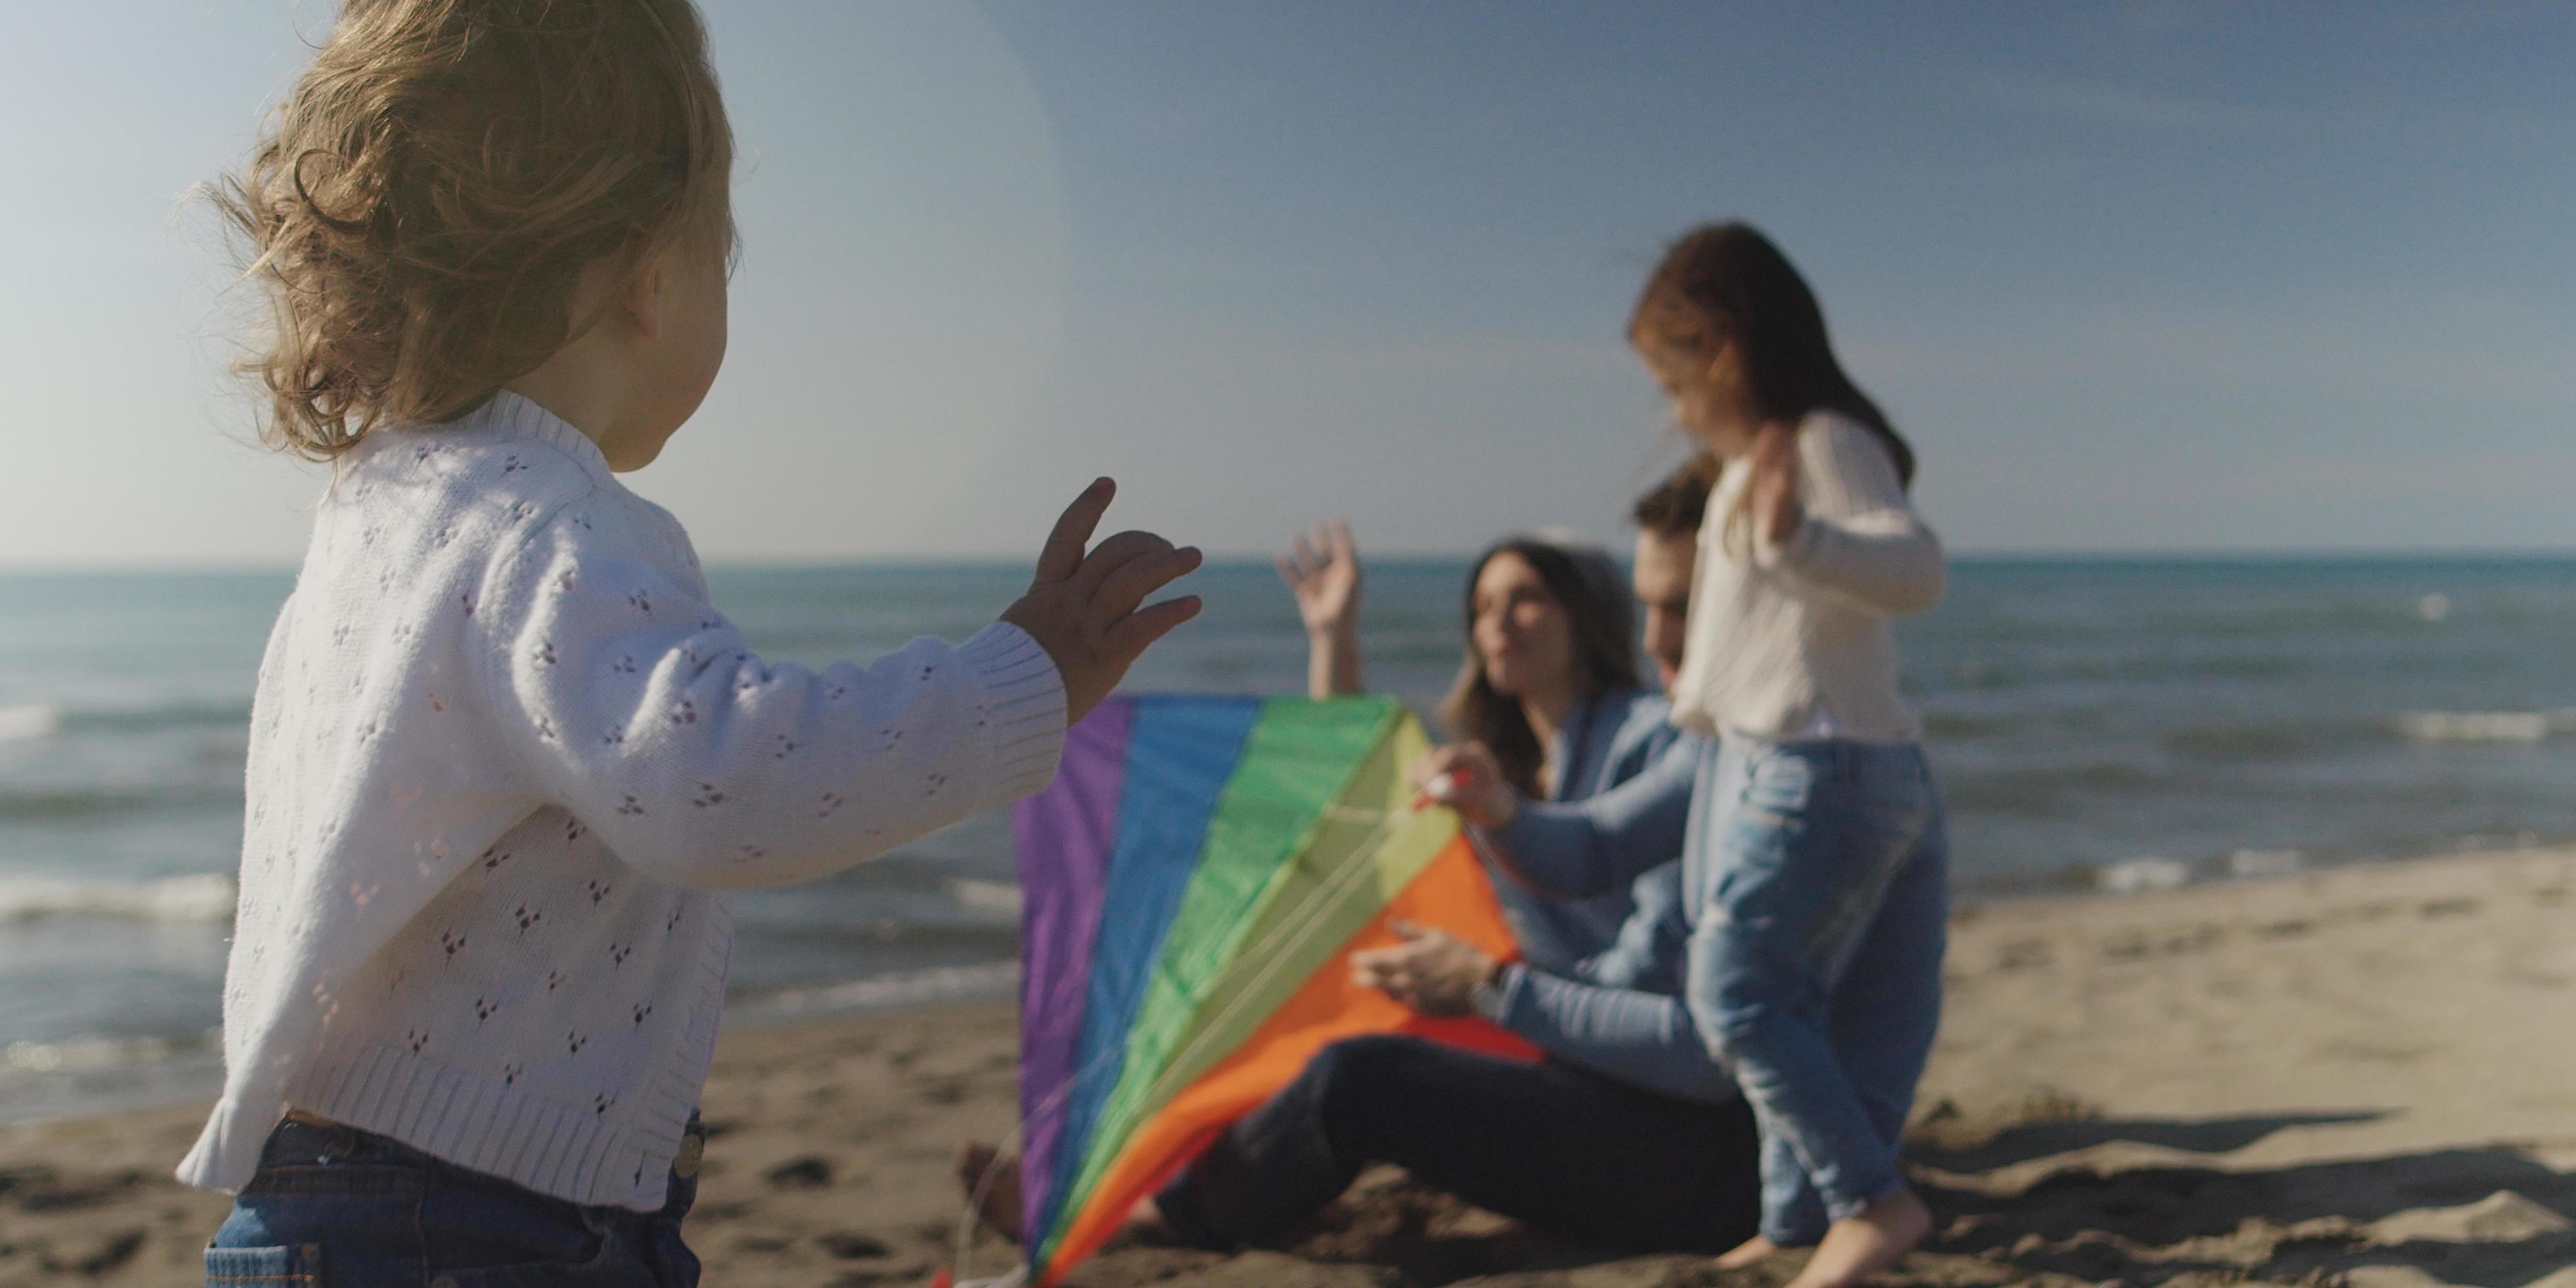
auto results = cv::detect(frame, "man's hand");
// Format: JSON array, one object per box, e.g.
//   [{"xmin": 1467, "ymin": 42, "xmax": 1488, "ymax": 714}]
[{"xmin": 1350, "ymin": 920, "xmax": 1501, "ymax": 1018}]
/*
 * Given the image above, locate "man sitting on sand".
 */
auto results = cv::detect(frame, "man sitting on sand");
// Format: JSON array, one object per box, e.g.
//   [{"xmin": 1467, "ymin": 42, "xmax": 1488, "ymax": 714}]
[{"xmin": 959, "ymin": 461, "xmax": 1770, "ymax": 1256}]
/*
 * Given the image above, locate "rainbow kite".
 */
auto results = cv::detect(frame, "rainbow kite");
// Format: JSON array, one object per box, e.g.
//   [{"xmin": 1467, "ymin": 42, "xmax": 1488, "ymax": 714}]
[{"xmin": 1009, "ymin": 695, "xmax": 1535, "ymax": 1282}]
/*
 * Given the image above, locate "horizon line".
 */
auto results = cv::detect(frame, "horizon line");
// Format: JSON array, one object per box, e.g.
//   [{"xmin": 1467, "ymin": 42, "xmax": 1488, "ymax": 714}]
[{"xmin": 7, "ymin": 545, "xmax": 2576, "ymax": 576}]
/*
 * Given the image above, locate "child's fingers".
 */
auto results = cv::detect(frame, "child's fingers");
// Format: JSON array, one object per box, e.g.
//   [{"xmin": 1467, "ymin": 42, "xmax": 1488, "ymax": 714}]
[
  {"xmin": 1067, "ymin": 530, "xmax": 1170, "ymax": 599},
  {"xmin": 1096, "ymin": 545, "xmax": 1202, "ymax": 622},
  {"xmin": 1034, "ymin": 478, "xmax": 1116, "ymax": 587},
  {"xmin": 1105, "ymin": 595, "xmax": 1203, "ymax": 656}
]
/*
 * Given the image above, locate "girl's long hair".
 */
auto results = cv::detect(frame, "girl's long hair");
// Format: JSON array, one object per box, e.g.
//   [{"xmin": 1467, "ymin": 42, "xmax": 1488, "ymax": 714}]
[
  {"xmin": 1437, "ymin": 538, "xmax": 1641, "ymax": 797},
  {"xmin": 1628, "ymin": 222, "xmax": 1913, "ymax": 550}
]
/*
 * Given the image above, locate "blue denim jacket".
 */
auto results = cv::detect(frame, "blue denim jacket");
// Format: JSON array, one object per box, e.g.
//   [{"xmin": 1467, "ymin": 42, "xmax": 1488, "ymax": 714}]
[
  {"xmin": 1489, "ymin": 687, "xmax": 1687, "ymax": 978},
  {"xmin": 1481, "ymin": 734, "xmax": 1721, "ymax": 1100}
]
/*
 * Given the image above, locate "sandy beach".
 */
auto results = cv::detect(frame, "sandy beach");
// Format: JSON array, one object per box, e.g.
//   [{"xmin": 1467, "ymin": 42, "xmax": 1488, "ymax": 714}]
[{"xmin": 8, "ymin": 846, "xmax": 2576, "ymax": 1287}]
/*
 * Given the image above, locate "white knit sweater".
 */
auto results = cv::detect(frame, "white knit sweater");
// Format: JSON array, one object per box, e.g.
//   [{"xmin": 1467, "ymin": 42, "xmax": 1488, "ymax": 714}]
[
  {"xmin": 1668, "ymin": 411, "xmax": 1944, "ymax": 744},
  {"xmin": 177, "ymin": 392, "xmax": 1066, "ymax": 1210}
]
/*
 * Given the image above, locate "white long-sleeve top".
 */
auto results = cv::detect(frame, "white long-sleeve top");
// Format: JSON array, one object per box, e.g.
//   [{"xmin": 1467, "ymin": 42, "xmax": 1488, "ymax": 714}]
[
  {"xmin": 1668, "ymin": 411, "xmax": 1944, "ymax": 743},
  {"xmin": 177, "ymin": 392, "xmax": 1065, "ymax": 1210}
]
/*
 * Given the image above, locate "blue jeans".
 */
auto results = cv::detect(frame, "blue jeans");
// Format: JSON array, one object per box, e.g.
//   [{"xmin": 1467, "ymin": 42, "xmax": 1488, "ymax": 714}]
[
  {"xmin": 204, "ymin": 1117, "xmax": 702, "ymax": 1287},
  {"xmin": 1683, "ymin": 737, "xmax": 1946, "ymax": 1245}
]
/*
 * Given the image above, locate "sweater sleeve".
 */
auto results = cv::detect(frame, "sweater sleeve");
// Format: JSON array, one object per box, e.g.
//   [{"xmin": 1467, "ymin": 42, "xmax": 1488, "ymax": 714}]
[
  {"xmin": 1484, "ymin": 964, "xmax": 1737, "ymax": 1103},
  {"xmin": 1482, "ymin": 735, "xmax": 1697, "ymax": 898},
  {"xmin": 1769, "ymin": 419, "xmax": 1946, "ymax": 617},
  {"xmin": 470, "ymin": 508, "xmax": 1065, "ymax": 890}
]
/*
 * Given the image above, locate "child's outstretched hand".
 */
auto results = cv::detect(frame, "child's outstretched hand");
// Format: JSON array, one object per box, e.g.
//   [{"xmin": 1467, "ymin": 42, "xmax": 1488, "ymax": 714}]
[{"xmin": 1003, "ymin": 478, "xmax": 1203, "ymax": 725}]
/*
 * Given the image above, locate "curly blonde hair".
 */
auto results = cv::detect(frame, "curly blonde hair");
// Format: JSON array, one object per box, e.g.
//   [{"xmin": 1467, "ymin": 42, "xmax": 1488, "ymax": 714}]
[{"xmin": 217, "ymin": 0, "xmax": 733, "ymax": 460}]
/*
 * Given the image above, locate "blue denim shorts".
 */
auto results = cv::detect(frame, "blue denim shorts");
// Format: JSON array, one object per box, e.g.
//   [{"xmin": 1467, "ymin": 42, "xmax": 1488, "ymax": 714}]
[{"xmin": 204, "ymin": 1116, "xmax": 702, "ymax": 1287}]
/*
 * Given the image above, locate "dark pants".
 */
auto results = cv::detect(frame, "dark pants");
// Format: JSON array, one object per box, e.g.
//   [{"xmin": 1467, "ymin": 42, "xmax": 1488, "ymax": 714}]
[
  {"xmin": 205, "ymin": 1118, "xmax": 702, "ymax": 1287},
  {"xmin": 1156, "ymin": 1035, "xmax": 1762, "ymax": 1253}
]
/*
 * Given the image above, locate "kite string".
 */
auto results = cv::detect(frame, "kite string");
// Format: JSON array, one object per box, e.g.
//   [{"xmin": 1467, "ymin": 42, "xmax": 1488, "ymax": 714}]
[
  {"xmin": 954, "ymin": 1015, "xmax": 1140, "ymax": 1285},
  {"xmin": 1316, "ymin": 804, "xmax": 1393, "ymax": 824},
  {"xmin": 1137, "ymin": 800, "xmax": 1435, "ymax": 1111}
]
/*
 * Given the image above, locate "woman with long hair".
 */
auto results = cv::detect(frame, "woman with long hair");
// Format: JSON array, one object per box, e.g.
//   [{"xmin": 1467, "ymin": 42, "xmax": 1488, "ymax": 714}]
[{"xmin": 1281, "ymin": 528, "xmax": 1682, "ymax": 977}]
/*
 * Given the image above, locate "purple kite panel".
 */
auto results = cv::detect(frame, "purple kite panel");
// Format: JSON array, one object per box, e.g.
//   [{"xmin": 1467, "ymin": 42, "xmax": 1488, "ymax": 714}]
[{"xmin": 1009, "ymin": 697, "xmax": 1134, "ymax": 1247}]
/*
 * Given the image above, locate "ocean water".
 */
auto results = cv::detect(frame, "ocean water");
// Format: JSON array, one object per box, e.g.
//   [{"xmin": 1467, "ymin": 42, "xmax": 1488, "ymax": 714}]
[{"xmin": 3, "ymin": 556, "xmax": 2573, "ymax": 1119}]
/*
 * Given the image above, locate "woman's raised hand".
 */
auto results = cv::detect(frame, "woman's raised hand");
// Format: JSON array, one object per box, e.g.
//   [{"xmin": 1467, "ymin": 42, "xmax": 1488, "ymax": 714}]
[
  {"xmin": 1412, "ymin": 742, "xmax": 1517, "ymax": 830},
  {"xmin": 1279, "ymin": 521, "xmax": 1364, "ymax": 699},
  {"xmin": 1276, "ymin": 520, "xmax": 1362, "ymax": 640}
]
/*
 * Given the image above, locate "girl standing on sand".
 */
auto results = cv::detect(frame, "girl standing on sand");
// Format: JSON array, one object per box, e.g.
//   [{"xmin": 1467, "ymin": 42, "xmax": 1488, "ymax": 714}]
[
  {"xmin": 1425, "ymin": 221, "xmax": 1950, "ymax": 1288},
  {"xmin": 184, "ymin": 2, "xmax": 1195, "ymax": 1282}
]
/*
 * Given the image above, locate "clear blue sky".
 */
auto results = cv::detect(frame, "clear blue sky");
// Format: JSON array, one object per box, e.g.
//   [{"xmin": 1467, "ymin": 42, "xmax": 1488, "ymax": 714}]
[{"xmin": 3, "ymin": 1, "xmax": 2570, "ymax": 566}]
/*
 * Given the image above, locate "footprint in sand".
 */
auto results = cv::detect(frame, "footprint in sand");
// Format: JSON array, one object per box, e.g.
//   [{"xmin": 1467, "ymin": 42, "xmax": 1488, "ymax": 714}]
[
  {"xmin": 826, "ymin": 1268, "xmax": 935, "ymax": 1288},
  {"xmin": 1996, "ymin": 938, "xmax": 2053, "ymax": 971},
  {"xmin": 2104, "ymin": 927, "xmax": 2224, "ymax": 961},
  {"xmin": 817, "ymin": 1231, "xmax": 892, "ymax": 1259},
  {"xmin": 764, "ymin": 1156, "xmax": 835, "ymax": 1189},
  {"xmin": 2, "ymin": 1166, "xmax": 145, "ymax": 1214},
  {"xmin": 37, "ymin": 1228, "xmax": 147, "ymax": 1276}
]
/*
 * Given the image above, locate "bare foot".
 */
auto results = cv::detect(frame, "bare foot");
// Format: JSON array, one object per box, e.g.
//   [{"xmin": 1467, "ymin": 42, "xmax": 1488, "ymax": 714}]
[
  {"xmin": 954, "ymin": 1140, "xmax": 1024, "ymax": 1243},
  {"xmin": 1716, "ymin": 1233, "xmax": 1787, "ymax": 1268},
  {"xmin": 1783, "ymin": 1188, "xmax": 1930, "ymax": 1288}
]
